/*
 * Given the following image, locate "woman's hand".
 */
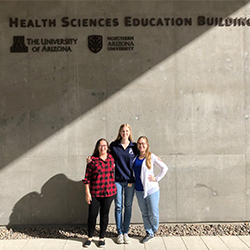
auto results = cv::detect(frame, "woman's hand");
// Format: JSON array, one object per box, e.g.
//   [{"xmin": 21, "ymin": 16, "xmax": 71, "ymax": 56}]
[
  {"xmin": 85, "ymin": 193, "xmax": 92, "ymax": 204},
  {"xmin": 148, "ymin": 175, "xmax": 157, "ymax": 182},
  {"xmin": 86, "ymin": 156, "xmax": 92, "ymax": 164}
]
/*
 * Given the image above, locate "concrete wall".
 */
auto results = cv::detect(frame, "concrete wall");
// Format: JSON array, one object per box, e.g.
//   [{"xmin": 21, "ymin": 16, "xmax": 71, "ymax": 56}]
[{"xmin": 0, "ymin": 0, "xmax": 250, "ymax": 226}]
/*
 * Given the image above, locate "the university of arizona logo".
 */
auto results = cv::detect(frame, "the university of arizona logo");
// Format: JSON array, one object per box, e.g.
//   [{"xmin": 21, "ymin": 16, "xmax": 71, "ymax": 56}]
[
  {"xmin": 88, "ymin": 35, "xmax": 103, "ymax": 53},
  {"xmin": 10, "ymin": 36, "xmax": 28, "ymax": 53}
]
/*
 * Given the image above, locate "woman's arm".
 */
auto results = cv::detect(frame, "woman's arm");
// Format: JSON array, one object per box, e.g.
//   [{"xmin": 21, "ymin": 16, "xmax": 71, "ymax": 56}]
[
  {"xmin": 84, "ymin": 184, "xmax": 92, "ymax": 204},
  {"xmin": 150, "ymin": 155, "xmax": 168, "ymax": 182},
  {"xmin": 82, "ymin": 161, "xmax": 93, "ymax": 202}
]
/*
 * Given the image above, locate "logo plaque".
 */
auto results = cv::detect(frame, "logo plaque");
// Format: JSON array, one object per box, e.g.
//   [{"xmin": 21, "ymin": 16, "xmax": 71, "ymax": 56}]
[
  {"xmin": 10, "ymin": 36, "xmax": 28, "ymax": 53},
  {"xmin": 88, "ymin": 35, "xmax": 103, "ymax": 53}
]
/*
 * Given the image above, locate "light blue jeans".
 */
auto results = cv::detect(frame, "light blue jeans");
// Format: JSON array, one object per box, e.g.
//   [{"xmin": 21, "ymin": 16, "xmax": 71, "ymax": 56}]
[
  {"xmin": 115, "ymin": 182, "xmax": 135, "ymax": 235},
  {"xmin": 136, "ymin": 190, "xmax": 160, "ymax": 236}
]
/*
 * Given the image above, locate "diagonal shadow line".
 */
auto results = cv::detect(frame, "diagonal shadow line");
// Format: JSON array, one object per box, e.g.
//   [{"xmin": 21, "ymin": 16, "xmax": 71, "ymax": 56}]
[{"xmin": 0, "ymin": 1, "xmax": 249, "ymax": 172}]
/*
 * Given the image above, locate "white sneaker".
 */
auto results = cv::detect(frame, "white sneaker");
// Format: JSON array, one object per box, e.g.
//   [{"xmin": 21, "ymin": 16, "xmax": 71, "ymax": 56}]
[
  {"xmin": 124, "ymin": 234, "xmax": 130, "ymax": 244},
  {"xmin": 117, "ymin": 234, "xmax": 124, "ymax": 244}
]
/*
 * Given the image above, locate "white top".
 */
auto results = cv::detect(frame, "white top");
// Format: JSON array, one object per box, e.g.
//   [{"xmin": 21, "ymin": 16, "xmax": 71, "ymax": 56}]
[{"xmin": 139, "ymin": 153, "xmax": 168, "ymax": 198}]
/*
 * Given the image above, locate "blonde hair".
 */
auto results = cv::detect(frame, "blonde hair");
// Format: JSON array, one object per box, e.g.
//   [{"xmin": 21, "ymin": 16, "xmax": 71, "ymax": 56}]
[
  {"xmin": 137, "ymin": 136, "xmax": 152, "ymax": 169},
  {"xmin": 115, "ymin": 124, "xmax": 133, "ymax": 142}
]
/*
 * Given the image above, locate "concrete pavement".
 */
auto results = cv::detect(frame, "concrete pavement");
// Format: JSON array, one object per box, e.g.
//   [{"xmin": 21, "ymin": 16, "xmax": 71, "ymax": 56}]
[{"xmin": 1, "ymin": 236, "xmax": 250, "ymax": 250}]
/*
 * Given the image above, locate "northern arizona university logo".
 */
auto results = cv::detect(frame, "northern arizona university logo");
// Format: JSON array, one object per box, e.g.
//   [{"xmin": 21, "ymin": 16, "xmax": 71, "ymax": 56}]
[
  {"xmin": 88, "ymin": 35, "xmax": 102, "ymax": 53},
  {"xmin": 10, "ymin": 36, "xmax": 28, "ymax": 53}
]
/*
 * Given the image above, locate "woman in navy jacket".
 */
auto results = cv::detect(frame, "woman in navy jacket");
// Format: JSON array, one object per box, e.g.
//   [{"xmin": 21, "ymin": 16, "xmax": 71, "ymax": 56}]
[{"xmin": 110, "ymin": 124, "xmax": 138, "ymax": 244}]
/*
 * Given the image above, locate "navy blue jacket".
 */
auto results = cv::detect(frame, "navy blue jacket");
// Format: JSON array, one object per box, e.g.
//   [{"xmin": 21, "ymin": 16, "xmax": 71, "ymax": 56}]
[{"xmin": 110, "ymin": 140, "xmax": 138, "ymax": 183}]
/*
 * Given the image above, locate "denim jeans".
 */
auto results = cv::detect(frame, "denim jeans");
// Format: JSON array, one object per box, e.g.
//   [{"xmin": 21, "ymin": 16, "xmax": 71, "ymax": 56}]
[
  {"xmin": 136, "ymin": 190, "xmax": 159, "ymax": 236},
  {"xmin": 115, "ymin": 182, "xmax": 135, "ymax": 234}
]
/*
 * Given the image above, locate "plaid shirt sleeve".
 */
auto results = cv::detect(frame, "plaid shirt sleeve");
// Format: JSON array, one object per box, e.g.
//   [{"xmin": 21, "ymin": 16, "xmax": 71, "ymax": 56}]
[
  {"xmin": 82, "ymin": 154, "xmax": 117, "ymax": 197},
  {"xmin": 82, "ymin": 162, "xmax": 92, "ymax": 185}
]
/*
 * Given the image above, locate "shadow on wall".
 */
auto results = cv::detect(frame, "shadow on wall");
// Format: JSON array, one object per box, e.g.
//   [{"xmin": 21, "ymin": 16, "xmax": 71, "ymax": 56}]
[
  {"xmin": 8, "ymin": 174, "xmax": 88, "ymax": 229},
  {"xmin": 0, "ymin": 1, "xmax": 248, "ymax": 171}
]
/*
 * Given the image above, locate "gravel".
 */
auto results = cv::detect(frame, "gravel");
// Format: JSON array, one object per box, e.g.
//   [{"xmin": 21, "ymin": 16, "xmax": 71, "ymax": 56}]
[{"xmin": 1, "ymin": 223, "xmax": 250, "ymax": 240}]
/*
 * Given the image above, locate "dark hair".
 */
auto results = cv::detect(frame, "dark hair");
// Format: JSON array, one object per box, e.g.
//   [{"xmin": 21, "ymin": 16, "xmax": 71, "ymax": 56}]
[{"xmin": 92, "ymin": 138, "xmax": 110, "ymax": 157}]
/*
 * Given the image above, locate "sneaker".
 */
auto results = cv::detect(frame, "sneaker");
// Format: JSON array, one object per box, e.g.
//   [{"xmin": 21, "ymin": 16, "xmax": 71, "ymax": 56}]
[
  {"xmin": 124, "ymin": 233, "xmax": 130, "ymax": 244},
  {"xmin": 117, "ymin": 234, "xmax": 124, "ymax": 244},
  {"xmin": 99, "ymin": 240, "xmax": 105, "ymax": 248},
  {"xmin": 141, "ymin": 233, "xmax": 154, "ymax": 243},
  {"xmin": 83, "ymin": 240, "xmax": 92, "ymax": 248}
]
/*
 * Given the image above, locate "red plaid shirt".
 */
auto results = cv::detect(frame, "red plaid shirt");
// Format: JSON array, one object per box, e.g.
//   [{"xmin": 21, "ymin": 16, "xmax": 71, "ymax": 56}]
[{"xmin": 83, "ymin": 153, "xmax": 117, "ymax": 197}]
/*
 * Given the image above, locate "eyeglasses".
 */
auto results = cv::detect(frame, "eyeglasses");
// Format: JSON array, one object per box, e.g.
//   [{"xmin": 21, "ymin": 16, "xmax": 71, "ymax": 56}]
[
  {"xmin": 138, "ymin": 143, "xmax": 147, "ymax": 146},
  {"xmin": 98, "ymin": 145, "xmax": 107, "ymax": 148}
]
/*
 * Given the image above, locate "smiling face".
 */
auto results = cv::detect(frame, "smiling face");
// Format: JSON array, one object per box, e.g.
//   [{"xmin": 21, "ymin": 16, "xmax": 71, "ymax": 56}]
[
  {"xmin": 137, "ymin": 137, "xmax": 148, "ymax": 154},
  {"xmin": 98, "ymin": 140, "xmax": 108, "ymax": 155},
  {"xmin": 120, "ymin": 126, "xmax": 131, "ymax": 140}
]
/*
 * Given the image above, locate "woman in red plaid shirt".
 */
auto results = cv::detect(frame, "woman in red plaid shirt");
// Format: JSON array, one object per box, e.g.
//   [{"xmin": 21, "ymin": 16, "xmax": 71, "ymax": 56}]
[{"xmin": 83, "ymin": 138, "xmax": 117, "ymax": 248}]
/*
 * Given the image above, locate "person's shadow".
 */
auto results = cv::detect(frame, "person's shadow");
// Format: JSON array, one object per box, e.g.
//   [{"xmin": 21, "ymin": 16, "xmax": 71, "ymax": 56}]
[{"xmin": 7, "ymin": 174, "xmax": 92, "ymax": 240}]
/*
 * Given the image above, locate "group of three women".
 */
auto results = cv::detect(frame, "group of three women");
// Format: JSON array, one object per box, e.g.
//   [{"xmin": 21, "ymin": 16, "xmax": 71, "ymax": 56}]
[{"xmin": 82, "ymin": 124, "xmax": 168, "ymax": 248}]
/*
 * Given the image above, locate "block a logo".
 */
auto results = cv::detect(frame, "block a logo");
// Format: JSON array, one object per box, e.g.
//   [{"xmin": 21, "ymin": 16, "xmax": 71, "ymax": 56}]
[
  {"xmin": 10, "ymin": 36, "xmax": 28, "ymax": 53},
  {"xmin": 88, "ymin": 35, "xmax": 103, "ymax": 53}
]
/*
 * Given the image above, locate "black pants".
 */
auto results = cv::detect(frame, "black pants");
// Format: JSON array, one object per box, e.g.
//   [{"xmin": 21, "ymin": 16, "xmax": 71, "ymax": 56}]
[{"xmin": 88, "ymin": 195, "xmax": 115, "ymax": 238}]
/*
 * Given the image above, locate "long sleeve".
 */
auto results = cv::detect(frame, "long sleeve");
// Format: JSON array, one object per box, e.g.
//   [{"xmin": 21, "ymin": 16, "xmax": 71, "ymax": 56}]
[
  {"xmin": 82, "ymin": 162, "xmax": 92, "ymax": 185},
  {"xmin": 153, "ymin": 155, "xmax": 168, "ymax": 182},
  {"xmin": 140, "ymin": 153, "xmax": 168, "ymax": 198},
  {"xmin": 82, "ymin": 154, "xmax": 117, "ymax": 197}
]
